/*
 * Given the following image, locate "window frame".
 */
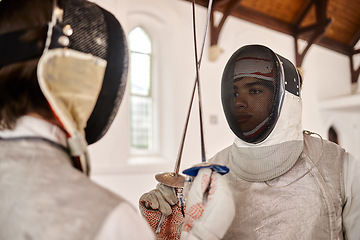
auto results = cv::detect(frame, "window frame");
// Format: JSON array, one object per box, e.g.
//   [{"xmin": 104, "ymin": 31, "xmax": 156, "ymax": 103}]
[{"xmin": 128, "ymin": 27, "xmax": 154, "ymax": 153}]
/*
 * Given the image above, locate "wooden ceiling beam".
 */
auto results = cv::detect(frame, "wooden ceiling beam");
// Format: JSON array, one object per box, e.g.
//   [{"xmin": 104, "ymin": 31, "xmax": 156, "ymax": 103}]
[
  {"xmin": 210, "ymin": 0, "xmax": 241, "ymax": 46},
  {"xmin": 231, "ymin": 5, "xmax": 293, "ymax": 35},
  {"xmin": 350, "ymin": 28, "xmax": 360, "ymax": 49},
  {"xmin": 189, "ymin": 0, "xmax": 358, "ymax": 58},
  {"xmin": 294, "ymin": 0, "xmax": 330, "ymax": 67},
  {"xmin": 296, "ymin": 18, "xmax": 331, "ymax": 36},
  {"xmin": 315, "ymin": 0, "xmax": 327, "ymax": 21},
  {"xmin": 350, "ymin": 29, "xmax": 360, "ymax": 83},
  {"xmin": 207, "ymin": 0, "xmax": 296, "ymax": 44},
  {"xmin": 350, "ymin": 54, "xmax": 360, "ymax": 83},
  {"xmin": 294, "ymin": 0, "xmax": 315, "ymax": 26},
  {"xmin": 317, "ymin": 37, "xmax": 351, "ymax": 55},
  {"xmin": 208, "ymin": 0, "xmax": 242, "ymax": 60}
]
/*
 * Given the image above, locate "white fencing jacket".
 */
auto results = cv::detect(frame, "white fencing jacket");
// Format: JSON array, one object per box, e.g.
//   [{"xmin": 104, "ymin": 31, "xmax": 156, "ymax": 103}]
[
  {"xmin": 209, "ymin": 133, "xmax": 360, "ymax": 239},
  {"xmin": 0, "ymin": 116, "xmax": 154, "ymax": 240}
]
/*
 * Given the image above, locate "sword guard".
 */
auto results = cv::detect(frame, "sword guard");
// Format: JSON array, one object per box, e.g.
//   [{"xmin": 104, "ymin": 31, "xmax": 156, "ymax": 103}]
[{"xmin": 155, "ymin": 172, "xmax": 186, "ymax": 188}]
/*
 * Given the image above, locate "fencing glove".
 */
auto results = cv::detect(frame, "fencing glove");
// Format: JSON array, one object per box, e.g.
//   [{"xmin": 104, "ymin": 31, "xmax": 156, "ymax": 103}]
[
  {"xmin": 181, "ymin": 168, "xmax": 235, "ymax": 240},
  {"xmin": 139, "ymin": 183, "xmax": 184, "ymax": 239}
]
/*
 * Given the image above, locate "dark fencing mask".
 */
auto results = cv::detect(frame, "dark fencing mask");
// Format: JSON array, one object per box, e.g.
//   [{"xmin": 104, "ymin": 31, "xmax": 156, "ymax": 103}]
[
  {"xmin": 0, "ymin": 0, "xmax": 128, "ymax": 174},
  {"xmin": 221, "ymin": 45, "xmax": 300, "ymax": 144},
  {"xmin": 0, "ymin": 0, "xmax": 128, "ymax": 145}
]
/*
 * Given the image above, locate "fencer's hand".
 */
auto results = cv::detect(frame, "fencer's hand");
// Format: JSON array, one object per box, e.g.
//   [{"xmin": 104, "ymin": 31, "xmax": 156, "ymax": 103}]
[
  {"xmin": 140, "ymin": 183, "xmax": 177, "ymax": 216},
  {"xmin": 181, "ymin": 168, "xmax": 235, "ymax": 240},
  {"xmin": 139, "ymin": 184, "xmax": 184, "ymax": 239}
]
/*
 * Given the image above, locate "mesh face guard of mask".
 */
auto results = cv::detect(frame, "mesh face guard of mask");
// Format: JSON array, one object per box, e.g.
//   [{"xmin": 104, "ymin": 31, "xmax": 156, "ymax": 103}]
[{"xmin": 221, "ymin": 45, "xmax": 300, "ymax": 144}]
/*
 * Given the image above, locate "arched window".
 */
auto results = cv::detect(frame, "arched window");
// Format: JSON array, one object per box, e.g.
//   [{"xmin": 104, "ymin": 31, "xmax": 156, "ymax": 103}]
[
  {"xmin": 128, "ymin": 27, "xmax": 153, "ymax": 151},
  {"xmin": 328, "ymin": 126, "xmax": 339, "ymax": 144}
]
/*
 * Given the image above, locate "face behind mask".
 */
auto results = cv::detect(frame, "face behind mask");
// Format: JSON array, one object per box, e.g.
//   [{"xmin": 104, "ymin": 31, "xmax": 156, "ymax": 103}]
[{"xmin": 221, "ymin": 45, "xmax": 304, "ymax": 181}]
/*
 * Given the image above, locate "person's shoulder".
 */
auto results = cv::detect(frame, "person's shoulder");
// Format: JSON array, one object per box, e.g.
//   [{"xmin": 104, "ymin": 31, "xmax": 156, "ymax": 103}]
[
  {"xmin": 94, "ymin": 201, "xmax": 155, "ymax": 240},
  {"xmin": 304, "ymin": 131, "xmax": 345, "ymax": 152},
  {"xmin": 303, "ymin": 131, "xmax": 348, "ymax": 170},
  {"xmin": 56, "ymin": 165, "xmax": 124, "ymax": 209}
]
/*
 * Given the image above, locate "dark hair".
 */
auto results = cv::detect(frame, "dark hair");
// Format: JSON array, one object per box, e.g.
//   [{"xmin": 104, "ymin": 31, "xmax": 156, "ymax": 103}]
[{"xmin": 0, "ymin": 0, "xmax": 54, "ymax": 129}]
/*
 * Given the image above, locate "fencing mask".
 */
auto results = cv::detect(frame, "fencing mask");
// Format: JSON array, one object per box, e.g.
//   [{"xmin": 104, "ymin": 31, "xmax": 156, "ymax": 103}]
[
  {"xmin": 0, "ymin": 0, "xmax": 128, "ymax": 173},
  {"xmin": 221, "ymin": 44, "xmax": 300, "ymax": 144}
]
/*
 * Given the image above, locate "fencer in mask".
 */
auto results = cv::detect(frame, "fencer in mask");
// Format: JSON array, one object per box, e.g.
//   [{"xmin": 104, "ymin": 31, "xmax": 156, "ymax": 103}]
[
  {"xmin": 0, "ymin": 0, "xmax": 154, "ymax": 239},
  {"xmin": 210, "ymin": 44, "xmax": 360, "ymax": 239}
]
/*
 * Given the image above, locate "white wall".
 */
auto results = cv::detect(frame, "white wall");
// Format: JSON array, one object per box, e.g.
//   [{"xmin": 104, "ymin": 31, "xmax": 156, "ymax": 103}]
[{"xmin": 88, "ymin": 0, "xmax": 360, "ymax": 207}]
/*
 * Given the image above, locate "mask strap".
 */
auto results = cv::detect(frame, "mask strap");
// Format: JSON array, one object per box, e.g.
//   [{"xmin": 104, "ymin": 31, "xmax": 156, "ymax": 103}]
[
  {"xmin": 0, "ymin": 0, "xmax": 63, "ymax": 68},
  {"xmin": 0, "ymin": 27, "xmax": 47, "ymax": 68},
  {"xmin": 43, "ymin": 0, "xmax": 62, "ymax": 54}
]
